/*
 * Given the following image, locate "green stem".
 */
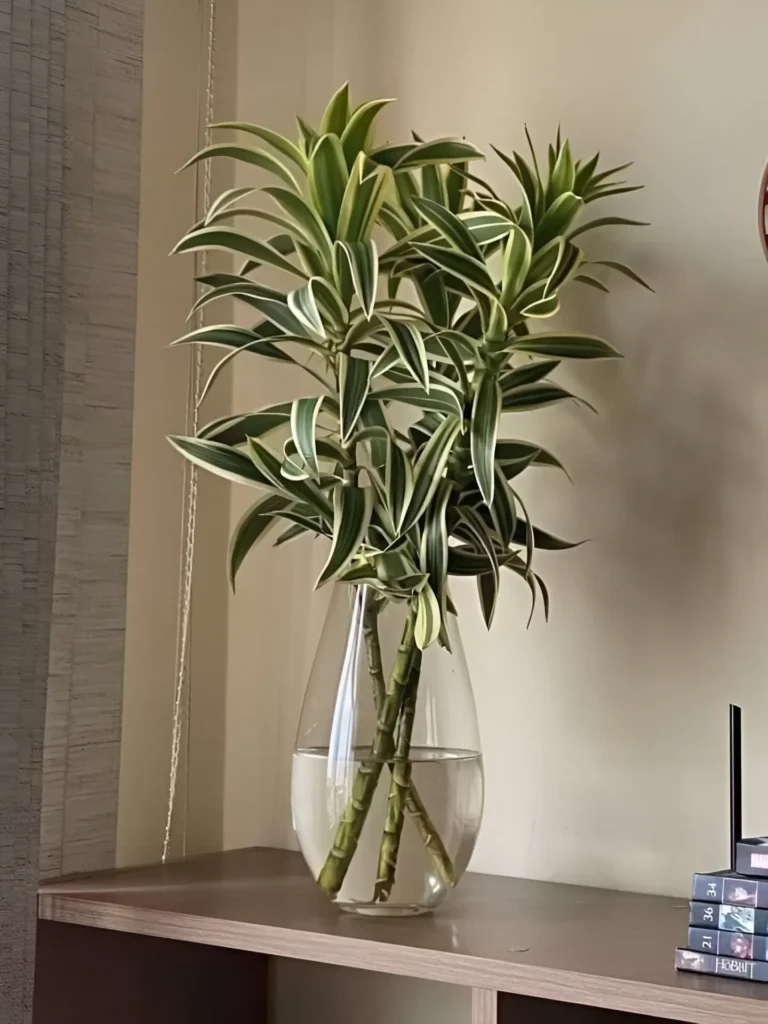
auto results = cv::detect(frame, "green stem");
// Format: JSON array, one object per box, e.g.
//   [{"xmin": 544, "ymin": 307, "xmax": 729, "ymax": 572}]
[
  {"xmin": 317, "ymin": 603, "xmax": 418, "ymax": 898},
  {"xmin": 362, "ymin": 603, "xmax": 457, "ymax": 891},
  {"xmin": 374, "ymin": 649, "xmax": 421, "ymax": 902},
  {"xmin": 362, "ymin": 596, "xmax": 386, "ymax": 710}
]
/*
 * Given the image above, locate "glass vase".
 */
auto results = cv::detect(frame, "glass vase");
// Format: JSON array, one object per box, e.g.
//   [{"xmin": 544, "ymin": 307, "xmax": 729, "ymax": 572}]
[{"xmin": 292, "ymin": 585, "xmax": 483, "ymax": 916}]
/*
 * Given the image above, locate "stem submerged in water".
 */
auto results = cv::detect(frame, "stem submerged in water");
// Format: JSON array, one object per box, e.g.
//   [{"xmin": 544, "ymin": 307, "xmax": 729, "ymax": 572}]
[
  {"xmin": 316, "ymin": 603, "xmax": 418, "ymax": 897},
  {"xmin": 364, "ymin": 600, "xmax": 457, "ymax": 895},
  {"xmin": 374, "ymin": 649, "xmax": 421, "ymax": 901}
]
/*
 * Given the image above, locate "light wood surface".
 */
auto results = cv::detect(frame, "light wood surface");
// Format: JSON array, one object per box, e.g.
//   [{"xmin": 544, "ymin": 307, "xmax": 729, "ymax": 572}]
[
  {"xmin": 472, "ymin": 988, "xmax": 498, "ymax": 1024},
  {"xmin": 38, "ymin": 846, "xmax": 768, "ymax": 1023}
]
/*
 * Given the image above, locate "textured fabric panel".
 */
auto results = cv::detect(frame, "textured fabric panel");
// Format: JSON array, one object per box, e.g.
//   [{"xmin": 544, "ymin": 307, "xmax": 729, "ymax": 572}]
[
  {"xmin": 0, "ymin": 0, "xmax": 66, "ymax": 1019},
  {"xmin": 40, "ymin": 0, "xmax": 143, "ymax": 878},
  {"xmin": 0, "ymin": 0, "xmax": 143, "ymax": 1017}
]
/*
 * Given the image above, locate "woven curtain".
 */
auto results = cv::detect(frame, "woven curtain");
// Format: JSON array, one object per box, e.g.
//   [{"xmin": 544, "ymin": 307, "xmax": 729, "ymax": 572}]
[{"xmin": 0, "ymin": 1, "xmax": 143, "ymax": 1020}]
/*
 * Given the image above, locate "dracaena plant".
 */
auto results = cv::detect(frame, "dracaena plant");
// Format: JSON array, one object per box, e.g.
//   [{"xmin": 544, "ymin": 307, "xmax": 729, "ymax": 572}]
[{"xmin": 169, "ymin": 83, "xmax": 649, "ymax": 901}]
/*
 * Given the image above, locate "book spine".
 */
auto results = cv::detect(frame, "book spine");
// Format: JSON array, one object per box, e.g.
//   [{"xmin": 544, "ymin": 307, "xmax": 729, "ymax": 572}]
[
  {"xmin": 692, "ymin": 873, "xmax": 768, "ymax": 909},
  {"xmin": 737, "ymin": 843, "xmax": 768, "ymax": 878},
  {"xmin": 688, "ymin": 927, "xmax": 768, "ymax": 960},
  {"xmin": 676, "ymin": 947, "xmax": 768, "ymax": 981},
  {"xmin": 690, "ymin": 902, "xmax": 768, "ymax": 934}
]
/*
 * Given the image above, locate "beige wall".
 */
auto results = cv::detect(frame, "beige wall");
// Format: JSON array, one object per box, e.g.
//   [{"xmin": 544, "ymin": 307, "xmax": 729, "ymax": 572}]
[
  {"xmin": 120, "ymin": 1, "xmax": 768, "ymax": 1020},
  {"xmin": 118, "ymin": 0, "xmax": 236, "ymax": 866},
  {"xmin": 225, "ymin": 0, "xmax": 768, "ymax": 895}
]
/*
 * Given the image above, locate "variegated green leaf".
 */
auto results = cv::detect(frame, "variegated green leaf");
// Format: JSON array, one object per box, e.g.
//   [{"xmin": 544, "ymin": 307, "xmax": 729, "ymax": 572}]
[
  {"xmin": 547, "ymin": 139, "xmax": 575, "ymax": 203},
  {"xmin": 335, "ymin": 240, "xmax": 378, "ymax": 318},
  {"xmin": 413, "ymin": 243, "xmax": 496, "ymax": 298},
  {"xmin": 471, "ymin": 372, "xmax": 502, "ymax": 506},
  {"xmin": 296, "ymin": 115, "xmax": 318, "ymax": 156},
  {"xmin": 511, "ymin": 332, "xmax": 621, "ymax": 360},
  {"xmin": 447, "ymin": 545, "xmax": 509, "ymax": 576},
  {"xmin": 490, "ymin": 465, "xmax": 518, "ymax": 543},
  {"xmin": 171, "ymin": 324, "xmax": 262, "ymax": 349},
  {"xmin": 336, "ymin": 155, "xmax": 390, "ymax": 242},
  {"xmin": 592, "ymin": 260, "xmax": 653, "ymax": 292},
  {"xmin": 190, "ymin": 280, "xmax": 285, "ymax": 317},
  {"xmin": 179, "ymin": 144, "xmax": 299, "ymax": 190},
  {"xmin": 339, "ymin": 353, "xmax": 371, "ymax": 442},
  {"xmin": 386, "ymin": 440, "xmax": 413, "ymax": 530},
  {"xmin": 495, "ymin": 439, "xmax": 568, "ymax": 475},
  {"xmin": 274, "ymin": 518, "xmax": 322, "ymax": 547},
  {"xmin": 445, "ymin": 161, "xmax": 467, "ymax": 214},
  {"xmin": 319, "ymin": 82, "xmax": 351, "ymax": 137},
  {"xmin": 197, "ymin": 334, "xmax": 316, "ymax": 406},
  {"xmin": 262, "ymin": 186, "xmax": 334, "ymax": 264},
  {"xmin": 568, "ymin": 216, "xmax": 649, "ymax": 240},
  {"xmin": 511, "ymin": 519, "xmax": 580, "ymax": 551},
  {"xmin": 247, "ymin": 437, "xmax": 332, "ymax": 518},
  {"xmin": 245, "ymin": 295, "xmax": 314, "ymax": 339},
  {"xmin": 440, "ymin": 335, "xmax": 470, "ymax": 393},
  {"xmin": 316, "ymin": 482, "xmax": 373, "ymax": 586},
  {"xmin": 487, "ymin": 297, "xmax": 508, "ymax": 342},
  {"xmin": 288, "ymin": 280, "xmax": 327, "ymax": 338},
  {"xmin": 309, "ymin": 134, "xmax": 349, "ymax": 235},
  {"xmin": 521, "ymin": 293, "xmax": 560, "ymax": 319},
  {"xmin": 422, "ymin": 162, "xmax": 448, "ymax": 207},
  {"xmin": 501, "ymin": 359, "xmax": 560, "ymax": 391},
  {"xmin": 500, "ymin": 225, "xmax": 532, "ymax": 307},
  {"xmin": 205, "ymin": 186, "xmax": 257, "ymax": 223},
  {"xmin": 369, "ymin": 141, "xmax": 418, "ymax": 168},
  {"xmin": 202, "ymin": 206, "xmax": 301, "ymax": 236},
  {"xmin": 229, "ymin": 494, "xmax": 291, "ymax": 588},
  {"xmin": 357, "ymin": 399, "xmax": 390, "ymax": 469},
  {"xmin": 477, "ymin": 572, "xmax": 498, "ymax": 629},
  {"xmin": 492, "ymin": 145, "xmax": 541, "ymax": 219},
  {"xmin": 460, "ymin": 210, "xmax": 515, "ymax": 246},
  {"xmin": 396, "ymin": 138, "xmax": 484, "ymax": 170},
  {"xmin": 415, "ymin": 584, "xmax": 442, "ymax": 650},
  {"xmin": 209, "ymin": 121, "xmax": 307, "ymax": 170},
  {"xmin": 536, "ymin": 192, "xmax": 584, "ymax": 247},
  {"xmin": 400, "ymin": 416, "xmax": 462, "ymax": 534},
  {"xmin": 340, "ymin": 98, "xmax": 394, "ymax": 167},
  {"xmin": 573, "ymin": 151, "xmax": 601, "ymax": 195},
  {"xmin": 345, "ymin": 312, "xmax": 385, "ymax": 349},
  {"xmin": 420, "ymin": 479, "xmax": 452, "ymax": 610},
  {"xmin": 458, "ymin": 506, "xmax": 500, "ymax": 627},
  {"xmin": 512, "ymin": 487, "xmax": 534, "ymax": 574},
  {"xmin": 291, "ymin": 396, "xmax": 324, "ymax": 476},
  {"xmin": 168, "ymin": 436, "xmax": 268, "ymax": 487},
  {"xmin": 575, "ymin": 274, "xmax": 610, "ymax": 293},
  {"xmin": 502, "ymin": 381, "xmax": 589, "ymax": 412},
  {"xmin": 411, "ymin": 197, "xmax": 482, "ymax": 260},
  {"xmin": 197, "ymin": 403, "xmax": 292, "ymax": 445},
  {"xmin": 172, "ymin": 227, "xmax": 306, "ymax": 279},
  {"xmin": 382, "ymin": 320, "xmax": 429, "ymax": 390},
  {"xmin": 374, "ymin": 382, "xmax": 463, "ymax": 418}
]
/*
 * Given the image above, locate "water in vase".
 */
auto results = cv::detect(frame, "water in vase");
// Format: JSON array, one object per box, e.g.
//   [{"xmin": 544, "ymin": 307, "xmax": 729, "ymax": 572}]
[{"xmin": 292, "ymin": 745, "xmax": 483, "ymax": 915}]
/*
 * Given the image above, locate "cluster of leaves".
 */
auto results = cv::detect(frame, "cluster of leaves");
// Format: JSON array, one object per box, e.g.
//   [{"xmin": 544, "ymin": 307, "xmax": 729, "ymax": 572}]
[{"xmin": 169, "ymin": 83, "xmax": 649, "ymax": 650}]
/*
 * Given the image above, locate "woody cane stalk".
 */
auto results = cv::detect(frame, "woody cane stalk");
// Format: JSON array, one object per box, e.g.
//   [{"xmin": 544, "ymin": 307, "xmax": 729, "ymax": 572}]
[
  {"xmin": 317, "ymin": 603, "xmax": 419, "ymax": 897},
  {"xmin": 374, "ymin": 645, "xmax": 422, "ymax": 902},
  {"xmin": 363, "ymin": 599, "xmax": 456, "ymax": 894}
]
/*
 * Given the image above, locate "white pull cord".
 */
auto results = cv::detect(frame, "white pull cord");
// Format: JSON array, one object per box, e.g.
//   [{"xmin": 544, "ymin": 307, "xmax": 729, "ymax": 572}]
[{"xmin": 163, "ymin": 0, "xmax": 216, "ymax": 864}]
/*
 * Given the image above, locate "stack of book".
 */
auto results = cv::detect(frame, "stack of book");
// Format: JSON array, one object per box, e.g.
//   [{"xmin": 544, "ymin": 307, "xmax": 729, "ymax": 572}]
[{"xmin": 677, "ymin": 869, "xmax": 768, "ymax": 982}]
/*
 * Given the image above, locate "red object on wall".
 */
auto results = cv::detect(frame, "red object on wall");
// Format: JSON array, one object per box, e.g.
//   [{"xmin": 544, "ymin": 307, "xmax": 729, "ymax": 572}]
[{"xmin": 760, "ymin": 162, "xmax": 768, "ymax": 260}]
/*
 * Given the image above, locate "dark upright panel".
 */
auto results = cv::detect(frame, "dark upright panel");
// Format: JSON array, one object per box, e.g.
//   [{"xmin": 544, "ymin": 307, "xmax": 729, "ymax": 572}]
[
  {"xmin": 33, "ymin": 921, "xmax": 268, "ymax": 1023},
  {"xmin": 499, "ymin": 993, "xmax": 670, "ymax": 1023}
]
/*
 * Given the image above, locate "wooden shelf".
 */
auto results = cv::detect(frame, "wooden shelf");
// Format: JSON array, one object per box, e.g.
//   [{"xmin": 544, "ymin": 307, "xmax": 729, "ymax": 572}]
[{"xmin": 36, "ymin": 846, "xmax": 768, "ymax": 1024}]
